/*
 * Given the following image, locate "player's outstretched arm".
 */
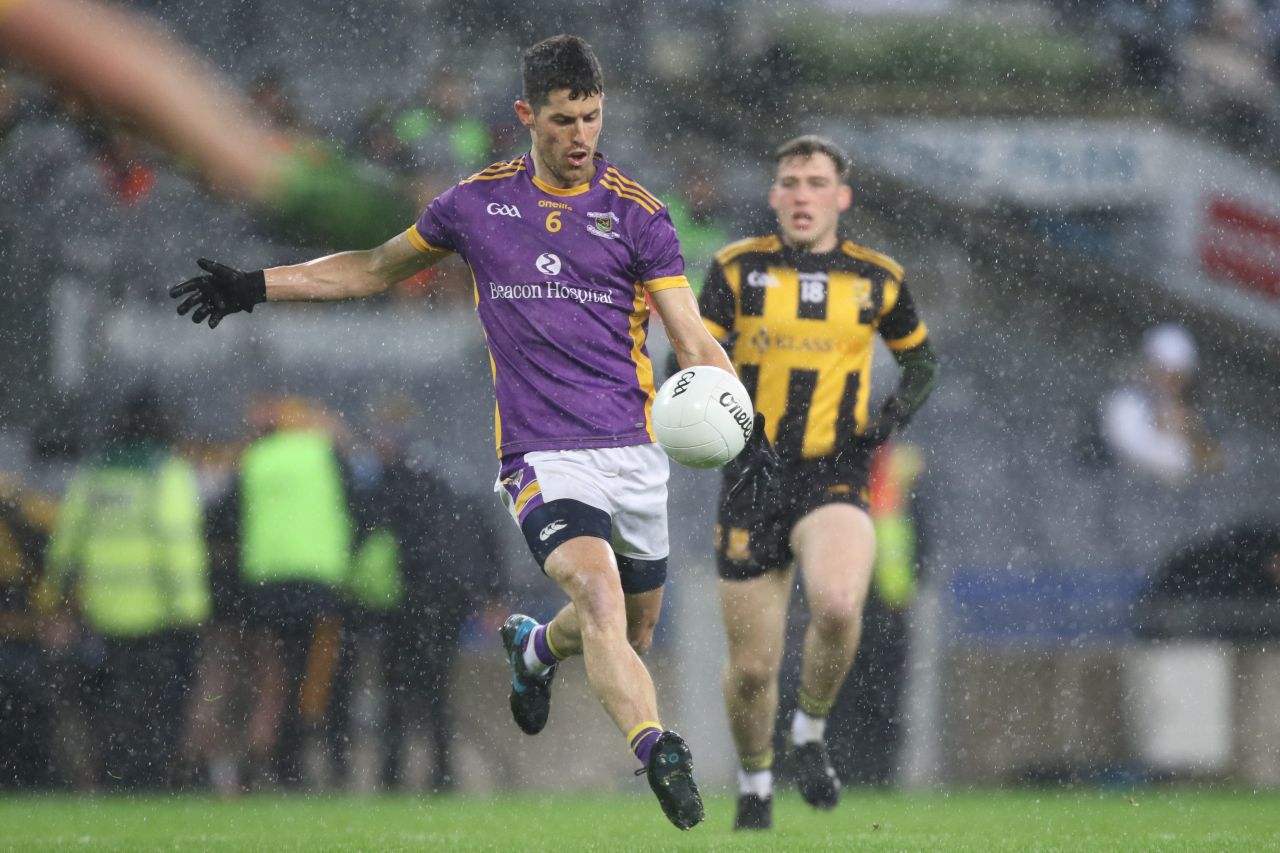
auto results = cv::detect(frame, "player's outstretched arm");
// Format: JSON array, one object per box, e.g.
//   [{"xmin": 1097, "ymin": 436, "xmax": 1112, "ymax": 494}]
[
  {"xmin": 171, "ymin": 232, "xmax": 443, "ymax": 328},
  {"xmin": 263, "ymin": 231, "xmax": 440, "ymax": 302},
  {"xmin": 651, "ymin": 286, "xmax": 734, "ymax": 375}
]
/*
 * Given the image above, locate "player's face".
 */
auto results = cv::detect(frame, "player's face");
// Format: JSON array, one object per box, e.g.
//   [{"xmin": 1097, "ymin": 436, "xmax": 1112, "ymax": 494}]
[
  {"xmin": 769, "ymin": 153, "xmax": 852, "ymax": 252},
  {"xmin": 516, "ymin": 89, "xmax": 603, "ymax": 189}
]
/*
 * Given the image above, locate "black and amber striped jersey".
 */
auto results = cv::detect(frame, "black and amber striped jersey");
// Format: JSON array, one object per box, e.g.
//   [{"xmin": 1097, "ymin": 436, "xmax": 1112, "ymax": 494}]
[{"xmin": 698, "ymin": 234, "xmax": 928, "ymax": 461}]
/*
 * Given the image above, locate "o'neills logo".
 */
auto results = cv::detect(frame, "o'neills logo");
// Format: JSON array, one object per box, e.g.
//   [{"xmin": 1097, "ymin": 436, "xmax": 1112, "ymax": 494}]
[
  {"xmin": 718, "ymin": 392, "xmax": 753, "ymax": 441},
  {"xmin": 671, "ymin": 370, "xmax": 695, "ymax": 397}
]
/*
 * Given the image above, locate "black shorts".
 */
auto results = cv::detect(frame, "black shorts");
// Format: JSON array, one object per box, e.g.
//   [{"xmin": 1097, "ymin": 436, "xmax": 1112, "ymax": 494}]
[
  {"xmin": 715, "ymin": 452, "xmax": 870, "ymax": 581},
  {"xmin": 242, "ymin": 581, "xmax": 342, "ymax": 633}
]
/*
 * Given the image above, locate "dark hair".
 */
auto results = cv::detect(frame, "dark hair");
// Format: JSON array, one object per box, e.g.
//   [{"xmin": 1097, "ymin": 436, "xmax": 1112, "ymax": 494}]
[
  {"xmin": 521, "ymin": 35, "xmax": 604, "ymax": 109},
  {"xmin": 774, "ymin": 135, "xmax": 850, "ymax": 180}
]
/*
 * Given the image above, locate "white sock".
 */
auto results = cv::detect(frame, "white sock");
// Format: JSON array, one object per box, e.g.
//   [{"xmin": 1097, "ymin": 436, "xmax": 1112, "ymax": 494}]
[
  {"xmin": 737, "ymin": 769, "xmax": 773, "ymax": 799},
  {"xmin": 790, "ymin": 708, "xmax": 827, "ymax": 745}
]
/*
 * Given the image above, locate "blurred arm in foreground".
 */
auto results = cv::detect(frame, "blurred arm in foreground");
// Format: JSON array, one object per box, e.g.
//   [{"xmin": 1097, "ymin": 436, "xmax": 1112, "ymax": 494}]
[{"xmin": 0, "ymin": 0, "xmax": 416, "ymax": 247}]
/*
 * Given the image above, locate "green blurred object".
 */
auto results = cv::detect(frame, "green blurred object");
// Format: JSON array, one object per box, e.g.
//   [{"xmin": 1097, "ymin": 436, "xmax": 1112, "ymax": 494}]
[
  {"xmin": 348, "ymin": 528, "xmax": 403, "ymax": 611},
  {"xmin": 448, "ymin": 117, "xmax": 491, "ymax": 166},
  {"xmin": 872, "ymin": 515, "xmax": 916, "ymax": 608},
  {"xmin": 779, "ymin": 18, "xmax": 1109, "ymax": 92},
  {"xmin": 665, "ymin": 196, "xmax": 729, "ymax": 297},
  {"xmin": 394, "ymin": 107, "xmax": 438, "ymax": 145},
  {"xmin": 272, "ymin": 146, "xmax": 420, "ymax": 250},
  {"xmin": 870, "ymin": 443, "xmax": 924, "ymax": 609},
  {"xmin": 396, "ymin": 107, "xmax": 491, "ymax": 166}
]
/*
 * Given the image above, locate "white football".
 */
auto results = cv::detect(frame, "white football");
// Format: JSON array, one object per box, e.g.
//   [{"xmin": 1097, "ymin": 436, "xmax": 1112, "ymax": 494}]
[{"xmin": 653, "ymin": 365, "xmax": 754, "ymax": 468}]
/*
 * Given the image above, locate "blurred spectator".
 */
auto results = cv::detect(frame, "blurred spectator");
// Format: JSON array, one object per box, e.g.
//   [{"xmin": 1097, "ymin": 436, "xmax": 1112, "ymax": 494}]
[
  {"xmin": 826, "ymin": 442, "xmax": 924, "ymax": 787},
  {"xmin": 229, "ymin": 396, "xmax": 354, "ymax": 789},
  {"xmin": 1099, "ymin": 323, "xmax": 1220, "ymax": 485},
  {"xmin": 1103, "ymin": 0, "xmax": 1197, "ymax": 88},
  {"xmin": 0, "ymin": 475, "xmax": 58, "ymax": 789},
  {"xmin": 248, "ymin": 68, "xmax": 303, "ymax": 133},
  {"xmin": 61, "ymin": 101, "xmax": 160, "ymax": 209},
  {"xmin": 0, "ymin": 69, "xmax": 31, "ymax": 147},
  {"xmin": 35, "ymin": 86, "xmax": 162, "ymax": 209},
  {"xmin": 665, "ymin": 157, "xmax": 731, "ymax": 296},
  {"xmin": 354, "ymin": 397, "xmax": 505, "ymax": 792},
  {"xmin": 45, "ymin": 389, "xmax": 211, "ymax": 790},
  {"xmin": 178, "ymin": 447, "xmax": 250, "ymax": 796},
  {"xmin": 392, "ymin": 70, "xmax": 493, "ymax": 176},
  {"xmin": 354, "ymin": 102, "xmax": 418, "ymax": 176},
  {"xmin": 1176, "ymin": 0, "xmax": 1279, "ymax": 147},
  {"xmin": 1264, "ymin": 0, "xmax": 1280, "ymax": 78}
]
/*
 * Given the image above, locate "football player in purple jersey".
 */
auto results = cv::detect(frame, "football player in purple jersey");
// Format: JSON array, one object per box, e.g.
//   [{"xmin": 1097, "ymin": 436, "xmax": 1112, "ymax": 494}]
[{"xmin": 171, "ymin": 35, "xmax": 738, "ymax": 831}]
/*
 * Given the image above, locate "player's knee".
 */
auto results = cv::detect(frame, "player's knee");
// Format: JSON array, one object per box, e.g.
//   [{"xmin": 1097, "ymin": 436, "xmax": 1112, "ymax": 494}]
[
  {"xmin": 563, "ymin": 569, "xmax": 627, "ymax": 632},
  {"xmin": 627, "ymin": 628, "xmax": 654, "ymax": 657},
  {"xmin": 725, "ymin": 659, "xmax": 777, "ymax": 700},
  {"xmin": 809, "ymin": 592, "xmax": 864, "ymax": 638},
  {"xmin": 549, "ymin": 554, "xmax": 622, "ymax": 608},
  {"xmin": 626, "ymin": 618, "xmax": 657, "ymax": 656}
]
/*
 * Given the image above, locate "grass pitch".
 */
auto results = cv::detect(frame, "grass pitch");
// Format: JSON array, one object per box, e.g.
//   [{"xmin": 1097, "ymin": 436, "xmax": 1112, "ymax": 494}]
[{"xmin": 1, "ymin": 789, "xmax": 1277, "ymax": 851}]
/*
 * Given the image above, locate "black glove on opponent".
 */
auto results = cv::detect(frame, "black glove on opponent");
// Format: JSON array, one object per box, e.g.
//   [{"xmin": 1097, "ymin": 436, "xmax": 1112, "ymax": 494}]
[
  {"xmin": 833, "ymin": 341, "xmax": 940, "ymax": 474},
  {"xmin": 724, "ymin": 412, "xmax": 782, "ymax": 525}
]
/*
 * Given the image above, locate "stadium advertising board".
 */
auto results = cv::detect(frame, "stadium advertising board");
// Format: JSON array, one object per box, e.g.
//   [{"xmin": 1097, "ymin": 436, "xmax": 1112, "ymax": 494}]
[
  {"xmin": 837, "ymin": 119, "xmax": 1280, "ymax": 335},
  {"xmin": 1200, "ymin": 197, "xmax": 1280, "ymax": 301},
  {"xmin": 837, "ymin": 119, "xmax": 1167, "ymax": 208}
]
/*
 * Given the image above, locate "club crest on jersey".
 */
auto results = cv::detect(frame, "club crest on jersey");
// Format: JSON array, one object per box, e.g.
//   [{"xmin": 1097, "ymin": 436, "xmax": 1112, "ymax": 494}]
[
  {"xmin": 586, "ymin": 211, "xmax": 620, "ymax": 240},
  {"xmin": 749, "ymin": 327, "xmax": 770, "ymax": 357}
]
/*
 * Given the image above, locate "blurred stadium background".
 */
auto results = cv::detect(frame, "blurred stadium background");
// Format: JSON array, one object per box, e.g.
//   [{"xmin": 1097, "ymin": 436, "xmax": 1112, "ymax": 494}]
[{"xmin": 3, "ymin": 0, "xmax": 1280, "ymax": 806}]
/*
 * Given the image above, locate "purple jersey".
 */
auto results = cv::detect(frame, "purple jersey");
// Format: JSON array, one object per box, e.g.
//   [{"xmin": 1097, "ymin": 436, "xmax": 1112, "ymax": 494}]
[{"xmin": 407, "ymin": 153, "xmax": 689, "ymax": 457}]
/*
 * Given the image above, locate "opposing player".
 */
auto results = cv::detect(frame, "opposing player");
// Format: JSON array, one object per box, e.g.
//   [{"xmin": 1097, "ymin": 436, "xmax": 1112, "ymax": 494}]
[
  {"xmin": 698, "ymin": 136, "xmax": 939, "ymax": 830},
  {"xmin": 169, "ymin": 35, "xmax": 729, "ymax": 830}
]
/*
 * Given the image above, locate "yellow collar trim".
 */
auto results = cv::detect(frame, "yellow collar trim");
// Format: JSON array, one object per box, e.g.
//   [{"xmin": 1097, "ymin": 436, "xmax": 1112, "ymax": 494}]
[{"xmin": 531, "ymin": 173, "xmax": 592, "ymax": 197}]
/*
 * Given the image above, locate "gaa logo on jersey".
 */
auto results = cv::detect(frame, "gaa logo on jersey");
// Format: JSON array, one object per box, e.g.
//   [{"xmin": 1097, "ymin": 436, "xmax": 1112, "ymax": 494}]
[
  {"xmin": 586, "ymin": 211, "xmax": 620, "ymax": 240},
  {"xmin": 486, "ymin": 202, "xmax": 521, "ymax": 217}
]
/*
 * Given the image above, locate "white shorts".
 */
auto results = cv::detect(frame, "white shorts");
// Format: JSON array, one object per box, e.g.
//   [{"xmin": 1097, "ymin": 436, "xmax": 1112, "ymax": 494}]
[{"xmin": 495, "ymin": 443, "xmax": 670, "ymax": 562}]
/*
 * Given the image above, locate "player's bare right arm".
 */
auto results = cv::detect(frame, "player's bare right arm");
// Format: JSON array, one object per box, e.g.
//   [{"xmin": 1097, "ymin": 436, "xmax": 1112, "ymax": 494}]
[
  {"xmin": 650, "ymin": 285, "xmax": 734, "ymax": 375},
  {"xmin": 265, "ymin": 231, "xmax": 445, "ymax": 302},
  {"xmin": 171, "ymin": 230, "xmax": 448, "ymax": 328}
]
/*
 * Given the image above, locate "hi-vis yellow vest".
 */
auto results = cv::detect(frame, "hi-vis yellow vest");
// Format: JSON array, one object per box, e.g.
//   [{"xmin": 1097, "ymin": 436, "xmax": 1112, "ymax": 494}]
[
  {"xmin": 240, "ymin": 429, "xmax": 351, "ymax": 587},
  {"xmin": 47, "ymin": 451, "xmax": 210, "ymax": 637}
]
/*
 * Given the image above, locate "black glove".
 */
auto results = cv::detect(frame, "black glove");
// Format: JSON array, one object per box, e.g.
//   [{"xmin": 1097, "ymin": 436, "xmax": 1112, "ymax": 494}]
[
  {"xmin": 833, "ymin": 395, "xmax": 911, "ymax": 473},
  {"xmin": 724, "ymin": 413, "xmax": 781, "ymax": 525},
  {"xmin": 170, "ymin": 258, "xmax": 266, "ymax": 329}
]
